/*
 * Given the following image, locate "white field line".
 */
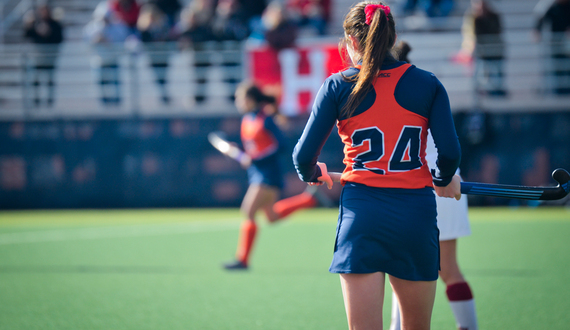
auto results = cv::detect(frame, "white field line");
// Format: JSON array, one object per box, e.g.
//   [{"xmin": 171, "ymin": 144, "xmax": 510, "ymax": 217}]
[{"xmin": 0, "ymin": 220, "xmax": 240, "ymax": 245}]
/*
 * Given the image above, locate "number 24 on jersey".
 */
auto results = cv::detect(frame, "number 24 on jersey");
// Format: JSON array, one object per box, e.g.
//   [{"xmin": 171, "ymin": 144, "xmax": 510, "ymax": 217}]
[{"xmin": 350, "ymin": 126, "xmax": 423, "ymax": 174}]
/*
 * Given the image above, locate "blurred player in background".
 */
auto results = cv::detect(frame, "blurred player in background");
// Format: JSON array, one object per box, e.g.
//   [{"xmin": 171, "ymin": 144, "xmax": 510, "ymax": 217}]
[
  {"xmin": 223, "ymin": 81, "xmax": 322, "ymax": 270},
  {"xmin": 390, "ymin": 41, "xmax": 479, "ymax": 330},
  {"xmin": 293, "ymin": 2, "xmax": 462, "ymax": 329},
  {"xmin": 390, "ymin": 133, "xmax": 478, "ymax": 330}
]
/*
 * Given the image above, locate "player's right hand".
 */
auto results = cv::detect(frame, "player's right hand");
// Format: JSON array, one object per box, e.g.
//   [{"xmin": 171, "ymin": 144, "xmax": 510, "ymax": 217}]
[{"xmin": 316, "ymin": 162, "xmax": 333, "ymax": 190}]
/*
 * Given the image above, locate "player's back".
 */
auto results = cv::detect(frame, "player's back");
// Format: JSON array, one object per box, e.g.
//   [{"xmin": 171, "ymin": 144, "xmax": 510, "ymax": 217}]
[
  {"xmin": 337, "ymin": 63, "xmax": 432, "ymax": 189},
  {"xmin": 293, "ymin": 56, "xmax": 460, "ymax": 188}
]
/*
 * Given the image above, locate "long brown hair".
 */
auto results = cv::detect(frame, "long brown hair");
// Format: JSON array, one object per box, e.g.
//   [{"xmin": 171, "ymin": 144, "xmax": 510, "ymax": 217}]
[{"xmin": 340, "ymin": 1, "xmax": 396, "ymax": 118}]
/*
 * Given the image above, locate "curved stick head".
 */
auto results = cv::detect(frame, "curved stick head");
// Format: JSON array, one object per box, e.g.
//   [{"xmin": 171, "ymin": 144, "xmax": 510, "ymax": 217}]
[{"xmin": 552, "ymin": 168, "xmax": 570, "ymax": 186}]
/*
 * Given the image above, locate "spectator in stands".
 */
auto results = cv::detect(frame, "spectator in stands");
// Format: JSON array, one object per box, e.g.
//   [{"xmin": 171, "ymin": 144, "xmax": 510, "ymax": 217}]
[
  {"xmin": 23, "ymin": 4, "xmax": 64, "ymax": 107},
  {"xmin": 460, "ymin": 0, "xmax": 506, "ymax": 97},
  {"xmin": 473, "ymin": 0, "xmax": 506, "ymax": 96},
  {"xmin": 147, "ymin": 0, "xmax": 182, "ymax": 27},
  {"xmin": 138, "ymin": 4, "xmax": 176, "ymax": 104},
  {"xmin": 250, "ymin": 1, "xmax": 298, "ymax": 51},
  {"xmin": 210, "ymin": 0, "xmax": 250, "ymax": 101},
  {"xmin": 84, "ymin": 1, "xmax": 130, "ymax": 105},
  {"xmin": 401, "ymin": 0, "xmax": 455, "ymax": 17},
  {"xmin": 109, "ymin": 0, "xmax": 141, "ymax": 33},
  {"xmin": 176, "ymin": 0, "xmax": 216, "ymax": 45},
  {"xmin": 176, "ymin": 0, "xmax": 217, "ymax": 104},
  {"xmin": 401, "ymin": 0, "xmax": 418, "ymax": 15},
  {"xmin": 533, "ymin": 0, "xmax": 570, "ymax": 95},
  {"xmin": 239, "ymin": 0, "xmax": 267, "ymax": 23},
  {"xmin": 286, "ymin": 0, "xmax": 330, "ymax": 35},
  {"xmin": 212, "ymin": 0, "xmax": 251, "ymax": 41},
  {"xmin": 177, "ymin": 0, "xmax": 255, "ymax": 106}
]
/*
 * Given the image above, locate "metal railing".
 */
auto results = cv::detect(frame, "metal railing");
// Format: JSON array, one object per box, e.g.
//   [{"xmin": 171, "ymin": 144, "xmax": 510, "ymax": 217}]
[
  {"xmin": 0, "ymin": 34, "xmax": 569, "ymax": 121},
  {"xmin": 0, "ymin": 40, "xmax": 245, "ymax": 120}
]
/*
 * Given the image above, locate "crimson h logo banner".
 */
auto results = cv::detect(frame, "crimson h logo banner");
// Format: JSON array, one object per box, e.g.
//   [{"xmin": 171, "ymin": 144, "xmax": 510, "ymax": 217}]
[{"xmin": 247, "ymin": 41, "xmax": 346, "ymax": 116}]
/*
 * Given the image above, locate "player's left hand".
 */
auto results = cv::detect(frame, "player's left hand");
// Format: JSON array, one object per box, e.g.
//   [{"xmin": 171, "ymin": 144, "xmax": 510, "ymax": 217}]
[{"xmin": 433, "ymin": 174, "xmax": 462, "ymax": 200}]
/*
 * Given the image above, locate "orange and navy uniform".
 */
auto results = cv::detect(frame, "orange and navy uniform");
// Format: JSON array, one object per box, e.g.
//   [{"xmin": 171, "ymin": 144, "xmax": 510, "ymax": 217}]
[
  {"xmin": 241, "ymin": 111, "xmax": 280, "ymax": 161},
  {"xmin": 231, "ymin": 109, "xmax": 316, "ymax": 269},
  {"xmin": 241, "ymin": 109, "xmax": 286, "ymax": 188},
  {"xmin": 337, "ymin": 63, "xmax": 432, "ymax": 189},
  {"xmin": 293, "ymin": 55, "xmax": 461, "ymax": 189},
  {"xmin": 293, "ymin": 54, "xmax": 461, "ymax": 280}
]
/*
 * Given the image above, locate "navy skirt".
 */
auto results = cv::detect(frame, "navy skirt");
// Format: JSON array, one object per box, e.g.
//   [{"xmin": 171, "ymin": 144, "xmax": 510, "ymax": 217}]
[
  {"xmin": 329, "ymin": 182, "xmax": 440, "ymax": 281},
  {"xmin": 247, "ymin": 153, "xmax": 284, "ymax": 190}
]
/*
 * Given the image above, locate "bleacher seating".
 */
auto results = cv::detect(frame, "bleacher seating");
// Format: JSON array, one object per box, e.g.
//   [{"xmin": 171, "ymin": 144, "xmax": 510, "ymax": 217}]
[{"xmin": 0, "ymin": 0, "xmax": 568, "ymax": 120}]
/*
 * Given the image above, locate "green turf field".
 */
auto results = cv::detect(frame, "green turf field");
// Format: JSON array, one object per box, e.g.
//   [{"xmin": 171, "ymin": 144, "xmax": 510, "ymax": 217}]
[{"xmin": 0, "ymin": 207, "xmax": 569, "ymax": 329}]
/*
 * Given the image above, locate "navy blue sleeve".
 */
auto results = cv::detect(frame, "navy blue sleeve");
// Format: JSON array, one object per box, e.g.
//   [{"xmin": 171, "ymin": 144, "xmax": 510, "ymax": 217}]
[
  {"xmin": 264, "ymin": 115, "xmax": 287, "ymax": 152},
  {"xmin": 292, "ymin": 76, "xmax": 339, "ymax": 182},
  {"xmin": 395, "ymin": 67, "xmax": 461, "ymax": 186},
  {"xmin": 427, "ymin": 78, "xmax": 461, "ymax": 186}
]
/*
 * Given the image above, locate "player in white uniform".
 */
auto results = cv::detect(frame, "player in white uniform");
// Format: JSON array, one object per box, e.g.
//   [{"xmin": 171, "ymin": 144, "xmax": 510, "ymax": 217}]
[{"xmin": 389, "ymin": 130, "xmax": 478, "ymax": 330}]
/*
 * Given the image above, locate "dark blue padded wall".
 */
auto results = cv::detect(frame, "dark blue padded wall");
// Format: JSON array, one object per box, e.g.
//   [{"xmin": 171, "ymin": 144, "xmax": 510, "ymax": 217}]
[{"xmin": 0, "ymin": 112, "xmax": 568, "ymax": 209}]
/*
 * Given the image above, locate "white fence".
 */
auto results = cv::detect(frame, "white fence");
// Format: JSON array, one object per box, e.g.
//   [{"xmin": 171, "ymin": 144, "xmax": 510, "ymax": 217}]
[{"xmin": 0, "ymin": 34, "xmax": 569, "ymax": 121}]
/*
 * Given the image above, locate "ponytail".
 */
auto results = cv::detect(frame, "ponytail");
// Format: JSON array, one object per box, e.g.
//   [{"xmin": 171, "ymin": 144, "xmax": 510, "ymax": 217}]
[{"xmin": 341, "ymin": 2, "xmax": 396, "ymax": 118}]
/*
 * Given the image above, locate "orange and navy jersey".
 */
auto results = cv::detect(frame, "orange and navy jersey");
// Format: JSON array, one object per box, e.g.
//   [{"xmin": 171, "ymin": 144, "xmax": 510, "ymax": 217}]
[
  {"xmin": 337, "ymin": 63, "xmax": 431, "ymax": 189},
  {"xmin": 293, "ymin": 55, "xmax": 461, "ymax": 188},
  {"xmin": 241, "ymin": 110, "xmax": 284, "ymax": 161}
]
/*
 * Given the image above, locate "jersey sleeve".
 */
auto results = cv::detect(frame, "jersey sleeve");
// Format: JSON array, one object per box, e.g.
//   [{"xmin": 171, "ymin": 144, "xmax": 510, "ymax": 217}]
[
  {"xmin": 264, "ymin": 115, "xmax": 286, "ymax": 153},
  {"xmin": 394, "ymin": 67, "xmax": 461, "ymax": 187},
  {"xmin": 428, "ymin": 78, "xmax": 461, "ymax": 186},
  {"xmin": 293, "ymin": 76, "xmax": 339, "ymax": 182}
]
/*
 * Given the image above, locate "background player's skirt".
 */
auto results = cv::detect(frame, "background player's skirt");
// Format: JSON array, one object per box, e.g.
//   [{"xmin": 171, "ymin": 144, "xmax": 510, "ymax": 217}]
[
  {"xmin": 329, "ymin": 183, "xmax": 439, "ymax": 281},
  {"xmin": 247, "ymin": 154, "xmax": 284, "ymax": 190},
  {"xmin": 436, "ymin": 193, "xmax": 471, "ymax": 241}
]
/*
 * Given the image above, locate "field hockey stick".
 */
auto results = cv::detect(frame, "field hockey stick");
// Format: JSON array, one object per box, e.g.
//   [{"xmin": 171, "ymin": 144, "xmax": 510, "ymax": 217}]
[
  {"xmin": 207, "ymin": 131, "xmax": 251, "ymax": 167},
  {"xmin": 318, "ymin": 164, "xmax": 569, "ymax": 201},
  {"xmin": 460, "ymin": 168, "xmax": 570, "ymax": 200}
]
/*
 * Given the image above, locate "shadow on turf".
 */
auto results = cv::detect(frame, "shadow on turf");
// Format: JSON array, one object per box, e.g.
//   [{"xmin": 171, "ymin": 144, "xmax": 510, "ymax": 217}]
[{"xmin": 0, "ymin": 265, "xmax": 192, "ymax": 274}]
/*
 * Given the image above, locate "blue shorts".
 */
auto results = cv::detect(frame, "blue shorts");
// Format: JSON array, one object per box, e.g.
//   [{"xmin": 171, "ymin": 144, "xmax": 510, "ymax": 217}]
[
  {"xmin": 329, "ymin": 182, "xmax": 439, "ymax": 281},
  {"xmin": 247, "ymin": 154, "xmax": 284, "ymax": 189}
]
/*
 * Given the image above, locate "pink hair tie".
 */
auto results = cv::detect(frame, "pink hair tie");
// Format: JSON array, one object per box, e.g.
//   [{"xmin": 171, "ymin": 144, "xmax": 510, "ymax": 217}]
[{"xmin": 364, "ymin": 4, "xmax": 390, "ymax": 25}]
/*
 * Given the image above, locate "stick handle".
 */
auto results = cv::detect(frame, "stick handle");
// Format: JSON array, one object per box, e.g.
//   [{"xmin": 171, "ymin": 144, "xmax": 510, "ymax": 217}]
[
  {"xmin": 329, "ymin": 172, "xmax": 342, "ymax": 183},
  {"xmin": 460, "ymin": 182, "xmax": 566, "ymax": 200}
]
